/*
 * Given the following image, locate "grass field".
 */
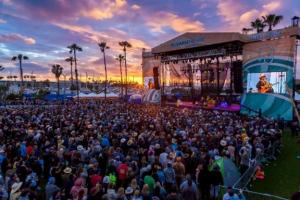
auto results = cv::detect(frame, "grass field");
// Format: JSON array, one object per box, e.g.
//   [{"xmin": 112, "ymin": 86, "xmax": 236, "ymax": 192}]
[{"xmin": 249, "ymin": 131, "xmax": 300, "ymax": 198}]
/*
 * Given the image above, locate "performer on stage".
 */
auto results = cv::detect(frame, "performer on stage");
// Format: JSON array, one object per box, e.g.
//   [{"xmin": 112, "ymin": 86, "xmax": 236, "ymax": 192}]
[{"xmin": 256, "ymin": 74, "xmax": 274, "ymax": 93}]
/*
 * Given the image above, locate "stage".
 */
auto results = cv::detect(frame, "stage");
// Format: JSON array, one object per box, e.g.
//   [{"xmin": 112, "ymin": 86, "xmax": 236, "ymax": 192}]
[{"xmin": 165, "ymin": 101, "xmax": 241, "ymax": 112}]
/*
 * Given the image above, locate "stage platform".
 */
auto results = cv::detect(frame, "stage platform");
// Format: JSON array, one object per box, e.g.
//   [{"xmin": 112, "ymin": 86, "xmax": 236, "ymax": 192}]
[{"xmin": 165, "ymin": 101, "xmax": 241, "ymax": 112}]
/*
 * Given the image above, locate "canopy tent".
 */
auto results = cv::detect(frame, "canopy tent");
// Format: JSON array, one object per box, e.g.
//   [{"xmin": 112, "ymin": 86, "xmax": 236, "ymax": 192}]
[
  {"xmin": 129, "ymin": 94, "xmax": 143, "ymax": 104},
  {"xmin": 143, "ymin": 89, "xmax": 160, "ymax": 103},
  {"xmin": 211, "ymin": 157, "xmax": 240, "ymax": 186},
  {"xmin": 43, "ymin": 94, "xmax": 74, "ymax": 101},
  {"xmin": 76, "ymin": 92, "xmax": 119, "ymax": 98}
]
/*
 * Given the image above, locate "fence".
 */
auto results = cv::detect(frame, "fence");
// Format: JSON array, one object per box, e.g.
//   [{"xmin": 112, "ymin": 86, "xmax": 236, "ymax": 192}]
[
  {"xmin": 219, "ymin": 139, "xmax": 287, "ymax": 200},
  {"xmin": 219, "ymin": 185, "xmax": 288, "ymax": 200},
  {"xmin": 232, "ymin": 151, "xmax": 266, "ymax": 189}
]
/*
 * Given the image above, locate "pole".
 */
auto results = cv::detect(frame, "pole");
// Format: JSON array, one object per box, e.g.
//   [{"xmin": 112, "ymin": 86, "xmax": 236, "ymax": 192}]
[
  {"xmin": 119, "ymin": 58, "xmax": 123, "ymax": 97},
  {"xmin": 230, "ymin": 56, "xmax": 233, "ymax": 96},
  {"xmin": 124, "ymin": 47, "xmax": 128, "ymax": 99},
  {"xmin": 217, "ymin": 57, "xmax": 220, "ymax": 95},
  {"xmin": 85, "ymin": 72, "xmax": 88, "ymax": 89},
  {"xmin": 74, "ymin": 50, "xmax": 79, "ymax": 103},
  {"xmin": 103, "ymin": 50, "xmax": 107, "ymax": 100}
]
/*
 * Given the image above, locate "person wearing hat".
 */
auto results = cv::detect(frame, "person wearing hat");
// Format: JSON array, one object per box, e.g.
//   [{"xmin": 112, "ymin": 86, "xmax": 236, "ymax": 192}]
[
  {"xmin": 125, "ymin": 186, "xmax": 133, "ymax": 198},
  {"xmin": 256, "ymin": 73, "xmax": 274, "ymax": 93}
]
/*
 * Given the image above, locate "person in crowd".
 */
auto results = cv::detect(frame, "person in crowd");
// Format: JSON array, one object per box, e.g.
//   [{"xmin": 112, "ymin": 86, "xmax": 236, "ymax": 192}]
[
  {"xmin": 0, "ymin": 100, "xmax": 282, "ymax": 200},
  {"xmin": 223, "ymin": 187, "xmax": 246, "ymax": 200},
  {"xmin": 197, "ymin": 163, "xmax": 211, "ymax": 200},
  {"xmin": 210, "ymin": 165, "xmax": 224, "ymax": 199}
]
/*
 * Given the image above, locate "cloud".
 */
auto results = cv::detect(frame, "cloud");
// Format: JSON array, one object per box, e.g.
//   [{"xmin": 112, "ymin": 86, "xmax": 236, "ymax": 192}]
[
  {"xmin": 217, "ymin": 0, "xmax": 244, "ymax": 27},
  {"xmin": 0, "ymin": 19, "xmax": 6, "ymax": 24},
  {"xmin": 0, "ymin": 33, "xmax": 36, "ymax": 45},
  {"xmin": 4, "ymin": 0, "xmax": 127, "ymax": 22},
  {"xmin": 239, "ymin": 9, "xmax": 259, "ymax": 24},
  {"xmin": 53, "ymin": 22, "xmax": 149, "ymax": 51},
  {"xmin": 131, "ymin": 4, "xmax": 141, "ymax": 10},
  {"xmin": 81, "ymin": 0, "xmax": 127, "ymax": 20},
  {"xmin": 146, "ymin": 12, "xmax": 205, "ymax": 33},
  {"xmin": 262, "ymin": 1, "xmax": 281, "ymax": 12},
  {"xmin": 216, "ymin": 0, "xmax": 284, "ymax": 31}
]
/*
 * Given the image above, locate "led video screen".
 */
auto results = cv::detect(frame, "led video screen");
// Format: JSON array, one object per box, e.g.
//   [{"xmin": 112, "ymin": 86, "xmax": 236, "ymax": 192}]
[{"xmin": 246, "ymin": 72, "xmax": 287, "ymax": 94}]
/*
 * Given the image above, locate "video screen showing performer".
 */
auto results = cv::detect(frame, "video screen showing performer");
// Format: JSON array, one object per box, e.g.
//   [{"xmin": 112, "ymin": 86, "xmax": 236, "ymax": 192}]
[{"xmin": 247, "ymin": 72, "xmax": 286, "ymax": 94}]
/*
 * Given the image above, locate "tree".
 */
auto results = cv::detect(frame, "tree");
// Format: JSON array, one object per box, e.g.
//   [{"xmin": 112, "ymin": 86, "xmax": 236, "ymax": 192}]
[
  {"xmin": 43, "ymin": 79, "xmax": 50, "ymax": 87},
  {"xmin": 67, "ymin": 43, "xmax": 82, "ymax": 101},
  {"xmin": 118, "ymin": 41, "xmax": 132, "ymax": 98},
  {"xmin": 0, "ymin": 65, "xmax": 4, "ymax": 80},
  {"xmin": 242, "ymin": 28, "xmax": 253, "ymax": 34},
  {"xmin": 98, "ymin": 42, "xmax": 110, "ymax": 100},
  {"xmin": 116, "ymin": 54, "xmax": 125, "ymax": 97},
  {"xmin": 262, "ymin": 14, "xmax": 283, "ymax": 31},
  {"xmin": 65, "ymin": 56, "xmax": 74, "ymax": 86},
  {"xmin": 251, "ymin": 18, "xmax": 266, "ymax": 33},
  {"xmin": 11, "ymin": 54, "xmax": 29, "ymax": 87},
  {"xmin": 51, "ymin": 64, "xmax": 63, "ymax": 96}
]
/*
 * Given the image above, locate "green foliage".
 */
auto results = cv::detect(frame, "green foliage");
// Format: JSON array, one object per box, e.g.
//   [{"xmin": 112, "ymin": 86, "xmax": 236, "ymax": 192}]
[
  {"xmin": 34, "ymin": 88, "xmax": 49, "ymax": 99},
  {"xmin": 70, "ymin": 84, "xmax": 77, "ymax": 91},
  {"xmin": 0, "ymin": 85, "xmax": 8, "ymax": 101},
  {"xmin": 5, "ymin": 93, "xmax": 22, "ymax": 101}
]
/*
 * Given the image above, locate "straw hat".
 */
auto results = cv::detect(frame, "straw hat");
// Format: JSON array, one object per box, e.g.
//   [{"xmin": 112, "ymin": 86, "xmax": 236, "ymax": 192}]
[
  {"xmin": 125, "ymin": 187, "xmax": 133, "ymax": 195},
  {"xmin": 220, "ymin": 139, "xmax": 227, "ymax": 147},
  {"xmin": 77, "ymin": 145, "xmax": 84, "ymax": 151},
  {"xmin": 63, "ymin": 167, "xmax": 72, "ymax": 174},
  {"xmin": 120, "ymin": 138, "xmax": 126, "ymax": 144},
  {"xmin": 259, "ymin": 74, "xmax": 266, "ymax": 79}
]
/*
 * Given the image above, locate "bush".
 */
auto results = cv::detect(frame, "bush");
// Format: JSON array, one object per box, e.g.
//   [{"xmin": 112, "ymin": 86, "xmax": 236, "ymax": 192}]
[
  {"xmin": 6, "ymin": 93, "xmax": 22, "ymax": 101},
  {"xmin": 35, "ymin": 89, "xmax": 50, "ymax": 99}
]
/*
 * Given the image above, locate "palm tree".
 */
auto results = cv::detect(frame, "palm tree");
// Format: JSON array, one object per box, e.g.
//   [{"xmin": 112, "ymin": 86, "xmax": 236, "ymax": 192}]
[
  {"xmin": 51, "ymin": 64, "xmax": 63, "ymax": 95},
  {"xmin": 65, "ymin": 56, "xmax": 74, "ymax": 85},
  {"xmin": 116, "ymin": 54, "xmax": 125, "ymax": 96},
  {"xmin": 119, "ymin": 41, "xmax": 132, "ymax": 98},
  {"xmin": 98, "ymin": 42, "xmax": 110, "ymax": 100},
  {"xmin": 251, "ymin": 18, "xmax": 266, "ymax": 33},
  {"xmin": 67, "ymin": 44, "xmax": 82, "ymax": 101},
  {"xmin": 262, "ymin": 14, "xmax": 283, "ymax": 31},
  {"xmin": 0, "ymin": 66, "xmax": 4, "ymax": 80},
  {"xmin": 11, "ymin": 54, "xmax": 29, "ymax": 87}
]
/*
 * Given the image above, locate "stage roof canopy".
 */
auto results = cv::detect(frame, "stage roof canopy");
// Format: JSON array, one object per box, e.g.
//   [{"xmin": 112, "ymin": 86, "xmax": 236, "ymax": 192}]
[
  {"xmin": 152, "ymin": 32, "xmax": 246, "ymax": 54},
  {"xmin": 151, "ymin": 27, "xmax": 300, "ymax": 54}
]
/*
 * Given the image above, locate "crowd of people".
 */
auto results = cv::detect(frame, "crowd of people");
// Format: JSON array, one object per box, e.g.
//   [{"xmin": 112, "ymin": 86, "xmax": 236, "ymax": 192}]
[{"xmin": 0, "ymin": 100, "xmax": 284, "ymax": 200}]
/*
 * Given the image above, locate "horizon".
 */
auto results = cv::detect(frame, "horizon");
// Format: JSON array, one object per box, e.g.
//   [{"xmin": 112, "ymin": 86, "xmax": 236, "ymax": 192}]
[{"xmin": 0, "ymin": 0, "xmax": 299, "ymax": 83}]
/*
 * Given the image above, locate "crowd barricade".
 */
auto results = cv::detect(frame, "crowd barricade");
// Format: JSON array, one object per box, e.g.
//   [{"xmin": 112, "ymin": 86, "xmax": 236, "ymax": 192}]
[
  {"xmin": 218, "ymin": 137, "xmax": 286, "ymax": 200},
  {"xmin": 219, "ymin": 185, "xmax": 288, "ymax": 200}
]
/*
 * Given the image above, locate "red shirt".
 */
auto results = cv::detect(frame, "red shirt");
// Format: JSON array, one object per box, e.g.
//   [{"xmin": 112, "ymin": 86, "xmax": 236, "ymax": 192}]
[
  {"xmin": 26, "ymin": 146, "xmax": 33, "ymax": 155},
  {"xmin": 117, "ymin": 163, "xmax": 128, "ymax": 180},
  {"xmin": 90, "ymin": 174, "xmax": 102, "ymax": 186}
]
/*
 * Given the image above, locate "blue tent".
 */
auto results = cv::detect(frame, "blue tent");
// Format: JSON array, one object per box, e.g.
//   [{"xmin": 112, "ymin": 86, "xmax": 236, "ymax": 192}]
[
  {"xmin": 211, "ymin": 157, "xmax": 241, "ymax": 186},
  {"xmin": 43, "ymin": 94, "xmax": 74, "ymax": 101}
]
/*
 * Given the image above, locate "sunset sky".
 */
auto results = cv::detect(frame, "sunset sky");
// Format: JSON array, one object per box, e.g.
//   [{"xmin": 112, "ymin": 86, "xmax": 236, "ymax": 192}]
[{"xmin": 0, "ymin": 0, "xmax": 299, "ymax": 83}]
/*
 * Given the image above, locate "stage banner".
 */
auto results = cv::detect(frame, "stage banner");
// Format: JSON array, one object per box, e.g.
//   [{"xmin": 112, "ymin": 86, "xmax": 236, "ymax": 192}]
[{"xmin": 241, "ymin": 35, "xmax": 296, "ymax": 120}]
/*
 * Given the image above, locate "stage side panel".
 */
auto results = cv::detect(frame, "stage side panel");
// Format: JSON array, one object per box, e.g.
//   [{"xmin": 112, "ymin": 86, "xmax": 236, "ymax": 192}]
[{"xmin": 241, "ymin": 36, "xmax": 296, "ymax": 120}]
